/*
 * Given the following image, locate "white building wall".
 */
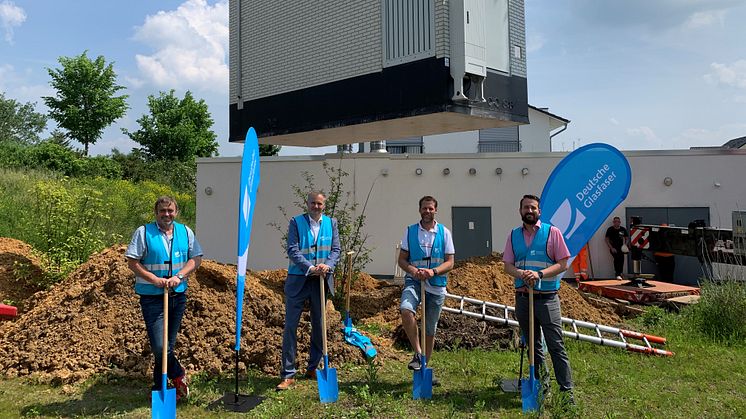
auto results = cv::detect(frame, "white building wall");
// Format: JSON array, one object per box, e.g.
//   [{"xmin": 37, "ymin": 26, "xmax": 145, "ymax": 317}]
[
  {"xmin": 197, "ymin": 150, "xmax": 746, "ymax": 279},
  {"xmin": 519, "ymin": 108, "xmax": 554, "ymax": 152},
  {"xmin": 425, "ymin": 131, "xmax": 479, "ymax": 153},
  {"xmin": 230, "ymin": 0, "xmax": 382, "ymax": 102}
]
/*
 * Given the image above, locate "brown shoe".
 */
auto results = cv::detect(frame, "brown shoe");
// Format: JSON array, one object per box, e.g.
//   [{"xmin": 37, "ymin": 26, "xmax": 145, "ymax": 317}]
[
  {"xmin": 305, "ymin": 369, "xmax": 317, "ymax": 380},
  {"xmin": 275, "ymin": 378, "xmax": 295, "ymax": 391}
]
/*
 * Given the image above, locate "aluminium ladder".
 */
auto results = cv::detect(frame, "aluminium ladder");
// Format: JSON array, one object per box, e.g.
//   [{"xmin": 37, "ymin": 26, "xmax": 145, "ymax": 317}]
[{"xmin": 442, "ymin": 292, "xmax": 673, "ymax": 357}]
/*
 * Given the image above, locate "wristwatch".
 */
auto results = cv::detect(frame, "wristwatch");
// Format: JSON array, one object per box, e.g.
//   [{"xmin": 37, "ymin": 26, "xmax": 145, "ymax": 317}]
[
  {"xmin": 537, "ymin": 270, "xmax": 544, "ymax": 279},
  {"xmin": 177, "ymin": 273, "xmax": 184, "ymax": 280},
  {"xmin": 432, "ymin": 267, "xmax": 438, "ymax": 275}
]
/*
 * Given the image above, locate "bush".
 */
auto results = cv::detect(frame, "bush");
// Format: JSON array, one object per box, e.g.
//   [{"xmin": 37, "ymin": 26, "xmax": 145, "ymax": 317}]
[
  {"xmin": 0, "ymin": 141, "xmax": 29, "ymax": 169},
  {"xmin": 25, "ymin": 141, "xmax": 84, "ymax": 176},
  {"xmin": 683, "ymin": 280, "xmax": 746, "ymax": 344},
  {"xmin": 0, "ymin": 168, "xmax": 196, "ymax": 288},
  {"xmin": 79, "ymin": 155, "xmax": 123, "ymax": 179}
]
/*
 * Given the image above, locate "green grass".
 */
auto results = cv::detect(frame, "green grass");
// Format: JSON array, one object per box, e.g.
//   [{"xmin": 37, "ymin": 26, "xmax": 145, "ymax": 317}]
[{"xmin": 2, "ymin": 325, "xmax": 744, "ymax": 418}]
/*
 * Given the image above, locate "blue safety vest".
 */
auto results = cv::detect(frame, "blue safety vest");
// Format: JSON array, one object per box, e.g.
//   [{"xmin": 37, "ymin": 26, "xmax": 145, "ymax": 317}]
[
  {"xmin": 288, "ymin": 214, "xmax": 333, "ymax": 275},
  {"xmin": 511, "ymin": 222, "xmax": 560, "ymax": 292},
  {"xmin": 406, "ymin": 222, "xmax": 448, "ymax": 287},
  {"xmin": 135, "ymin": 222, "xmax": 189, "ymax": 295}
]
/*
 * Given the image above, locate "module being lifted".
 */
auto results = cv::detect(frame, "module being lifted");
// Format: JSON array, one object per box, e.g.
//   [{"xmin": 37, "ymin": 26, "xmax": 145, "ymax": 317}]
[{"xmin": 229, "ymin": 0, "xmax": 529, "ymax": 146}]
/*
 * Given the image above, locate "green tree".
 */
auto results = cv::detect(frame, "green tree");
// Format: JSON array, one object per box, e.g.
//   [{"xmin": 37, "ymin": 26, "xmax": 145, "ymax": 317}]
[
  {"xmin": 43, "ymin": 51, "xmax": 129, "ymax": 156},
  {"xmin": 0, "ymin": 92, "xmax": 47, "ymax": 145},
  {"xmin": 260, "ymin": 143, "xmax": 281, "ymax": 156},
  {"xmin": 123, "ymin": 90, "xmax": 219, "ymax": 162}
]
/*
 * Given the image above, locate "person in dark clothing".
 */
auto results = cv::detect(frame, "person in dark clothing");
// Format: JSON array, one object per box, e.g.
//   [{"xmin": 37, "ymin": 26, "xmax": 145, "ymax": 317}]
[{"xmin": 604, "ymin": 216, "xmax": 629, "ymax": 279}]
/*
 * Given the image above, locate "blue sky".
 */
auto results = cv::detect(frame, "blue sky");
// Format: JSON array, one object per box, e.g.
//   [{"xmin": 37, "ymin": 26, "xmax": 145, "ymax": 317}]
[{"xmin": 1, "ymin": 0, "xmax": 745, "ymax": 157}]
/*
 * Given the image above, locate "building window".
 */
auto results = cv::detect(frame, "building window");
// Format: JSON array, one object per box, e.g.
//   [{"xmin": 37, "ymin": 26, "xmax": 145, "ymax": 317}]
[
  {"xmin": 478, "ymin": 127, "xmax": 519, "ymax": 152},
  {"xmin": 386, "ymin": 137, "xmax": 423, "ymax": 154}
]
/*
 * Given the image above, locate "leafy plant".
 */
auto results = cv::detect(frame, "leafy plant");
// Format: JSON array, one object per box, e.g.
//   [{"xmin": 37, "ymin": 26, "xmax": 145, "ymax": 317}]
[
  {"xmin": 44, "ymin": 51, "xmax": 129, "ymax": 155},
  {"xmin": 123, "ymin": 90, "xmax": 218, "ymax": 162}
]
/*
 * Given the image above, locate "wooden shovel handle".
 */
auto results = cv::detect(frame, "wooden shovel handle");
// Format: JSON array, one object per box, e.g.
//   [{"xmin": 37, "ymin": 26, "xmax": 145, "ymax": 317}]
[
  {"xmin": 320, "ymin": 275, "xmax": 328, "ymax": 358},
  {"xmin": 420, "ymin": 282, "xmax": 426, "ymax": 359},
  {"xmin": 162, "ymin": 286, "xmax": 169, "ymax": 376},
  {"xmin": 528, "ymin": 288, "xmax": 534, "ymax": 369},
  {"xmin": 345, "ymin": 251, "xmax": 354, "ymax": 313}
]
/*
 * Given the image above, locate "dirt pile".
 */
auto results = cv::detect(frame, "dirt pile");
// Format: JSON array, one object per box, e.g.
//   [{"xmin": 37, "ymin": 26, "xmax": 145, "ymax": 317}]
[
  {"xmin": 0, "ymin": 244, "xmax": 621, "ymax": 384},
  {"xmin": 0, "ymin": 238, "xmax": 45, "ymax": 313},
  {"xmin": 0, "ymin": 245, "xmax": 388, "ymax": 384},
  {"xmin": 447, "ymin": 255, "xmax": 621, "ymax": 326}
]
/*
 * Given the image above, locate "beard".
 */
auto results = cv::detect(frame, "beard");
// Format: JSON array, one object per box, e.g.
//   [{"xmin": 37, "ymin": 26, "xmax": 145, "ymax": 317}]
[{"xmin": 521, "ymin": 213, "xmax": 537, "ymax": 225}]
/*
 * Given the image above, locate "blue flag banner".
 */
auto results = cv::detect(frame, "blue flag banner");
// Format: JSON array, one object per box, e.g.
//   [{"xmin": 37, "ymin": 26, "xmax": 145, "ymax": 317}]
[
  {"xmin": 235, "ymin": 127, "xmax": 261, "ymax": 351},
  {"xmin": 539, "ymin": 143, "xmax": 631, "ymax": 257}
]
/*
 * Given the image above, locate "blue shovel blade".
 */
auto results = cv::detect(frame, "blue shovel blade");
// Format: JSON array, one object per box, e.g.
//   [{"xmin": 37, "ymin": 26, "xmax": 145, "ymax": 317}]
[
  {"xmin": 521, "ymin": 371, "xmax": 541, "ymax": 412},
  {"xmin": 316, "ymin": 357, "xmax": 339, "ymax": 403},
  {"xmin": 412, "ymin": 367, "xmax": 433, "ymax": 400},
  {"xmin": 151, "ymin": 387, "xmax": 176, "ymax": 419}
]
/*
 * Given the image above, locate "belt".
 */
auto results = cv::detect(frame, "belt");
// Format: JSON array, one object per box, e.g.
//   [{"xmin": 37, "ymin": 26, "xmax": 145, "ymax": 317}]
[{"xmin": 516, "ymin": 291, "xmax": 557, "ymax": 300}]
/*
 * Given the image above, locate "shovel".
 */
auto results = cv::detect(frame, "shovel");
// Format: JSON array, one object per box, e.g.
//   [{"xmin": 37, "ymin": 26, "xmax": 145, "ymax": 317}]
[
  {"xmin": 152, "ymin": 285, "xmax": 177, "ymax": 419},
  {"xmin": 521, "ymin": 288, "xmax": 541, "ymax": 413},
  {"xmin": 342, "ymin": 251, "xmax": 377, "ymax": 359},
  {"xmin": 316, "ymin": 272, "xmax": 339, "ymax": 403},
  {"xmin": 413, "ymin": 268, "xmax": 433, "ymax": 400}
]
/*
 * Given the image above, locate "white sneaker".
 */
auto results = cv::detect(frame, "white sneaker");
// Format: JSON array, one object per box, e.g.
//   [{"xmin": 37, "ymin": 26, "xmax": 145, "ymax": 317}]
[{"xmin": 616, "ymin": 275, "xmax": 623, "ymax": 280}]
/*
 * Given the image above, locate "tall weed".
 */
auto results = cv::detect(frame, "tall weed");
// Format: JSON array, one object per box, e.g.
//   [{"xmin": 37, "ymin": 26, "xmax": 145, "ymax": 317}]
[{"xmin": 683, "ymin": 280, "xmax": 746, "ymax": 344}]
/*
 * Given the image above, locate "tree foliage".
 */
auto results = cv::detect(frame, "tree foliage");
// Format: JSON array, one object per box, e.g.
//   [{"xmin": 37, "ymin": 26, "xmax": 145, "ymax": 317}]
[
  {"xmin": 43, "ymin": 51, "xmax": 128, "ymax": 156},
  {"xmin": 0, "ymin": 92, "xmax": 47, "ymax": 145},
  {"xmin": 260, "ymin": 143, "xmax": 281, "ymax": 156},
  {"xmin": 123, "ymin": 90, "xmax": 219, "ymax": 162}
]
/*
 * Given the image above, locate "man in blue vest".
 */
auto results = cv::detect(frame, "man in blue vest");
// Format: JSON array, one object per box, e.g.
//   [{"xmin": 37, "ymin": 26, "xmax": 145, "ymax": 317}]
[
  {"xmin": 397, "ymin": 195, "xmax": 455, "ymax": 384},
  {"xmin": 503, "ymin": 194, "xmax": 574, "ymax": 404},
  {"xmin": 276, "ymin": 191, "xmax": 341, "ymax": 391},
  {"xmin": 126, "ymin": 196, "xmax": 203, "ymax": 401}
]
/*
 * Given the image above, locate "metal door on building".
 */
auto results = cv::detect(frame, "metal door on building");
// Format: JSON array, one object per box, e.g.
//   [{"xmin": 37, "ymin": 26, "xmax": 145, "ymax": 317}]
[
  {"xmin": 452, "ymin": 207, "xmax": 492, "ymax": 261},
  {"xmin": 625, "ymin": 207, "xmax": 710, "ymax": 286}
]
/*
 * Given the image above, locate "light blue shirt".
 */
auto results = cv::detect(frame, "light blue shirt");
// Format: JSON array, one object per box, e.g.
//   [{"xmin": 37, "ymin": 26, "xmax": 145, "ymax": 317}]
[{"xmin": 126, "ymin": 223, "xmax": 203, "ymax": 262}]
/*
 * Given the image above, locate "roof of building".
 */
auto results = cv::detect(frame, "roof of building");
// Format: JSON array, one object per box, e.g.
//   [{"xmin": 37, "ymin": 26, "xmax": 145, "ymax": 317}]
[
  {"xmin": 528, "ymin": 105, "xmax": 570, "ymax": 124},
  {"xmin": 721, "ymin": 136, "xmax": 746, "ymax": 149}
]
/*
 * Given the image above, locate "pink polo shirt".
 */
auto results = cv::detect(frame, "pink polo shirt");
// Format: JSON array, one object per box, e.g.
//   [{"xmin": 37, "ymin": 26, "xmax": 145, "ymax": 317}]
[{"xmin": 502, "ymin": 220, "xmax": 570, "ymax": 265}]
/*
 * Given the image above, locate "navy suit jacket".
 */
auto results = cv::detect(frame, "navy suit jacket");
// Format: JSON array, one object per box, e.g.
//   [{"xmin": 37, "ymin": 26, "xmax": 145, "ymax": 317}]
[{"xmin": 285, "ymin": 214, "xmax": 341, "ymax": 298}]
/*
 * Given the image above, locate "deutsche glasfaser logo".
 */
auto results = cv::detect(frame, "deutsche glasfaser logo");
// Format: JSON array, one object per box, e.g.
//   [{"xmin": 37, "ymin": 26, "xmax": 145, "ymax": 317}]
[{"xmin": 549, "ymin": 198, "xmax": 586, "ymax": 240}]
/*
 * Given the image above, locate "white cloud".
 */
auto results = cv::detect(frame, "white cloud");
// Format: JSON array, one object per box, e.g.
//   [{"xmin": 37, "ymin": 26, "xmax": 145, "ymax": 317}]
[
  {"xmin": 684, "ymin": 9, "xmax": 726, "ymax": 29},
  {"xmin": 0, "ymin": 0, "xmax": 25, "ymax": 44},
  {"xmin": 671, "ymin": 124, "xmax": 746, "ymax": 148},
  {"xmin": 526, "ymin": 33, "xmax": 546, "ymax": 53},
  {"xmin": 0, "ymin": 64, "xmax": 52, "ymax": 104},
  {"xmin": 705, "ymin": 60, "xmax": 746, "ymax": 89},
  {"xmin": 626, "ymin": 126, "xmax": 662, "ymax": 148},
  {"xmin": 133, "ymin": 0, "xmax": 228, "ymax": 93},
  {"xmin": 609, "ymin": 117, "xmax": 620, "ymax": 125}
]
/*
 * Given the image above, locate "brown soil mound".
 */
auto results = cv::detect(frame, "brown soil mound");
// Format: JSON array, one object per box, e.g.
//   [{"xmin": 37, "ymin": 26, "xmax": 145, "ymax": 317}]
[
  {"xmin": 447, "ymin": 254, "xmax": 620, "ymax": 326},
  {"xmin": 0, "ymin": 246, "xmax": 391, "ymax": 384},
  {"xmin": 0, "ymin": 237, "xmax": 45, "ymax": 313},
  {"xmin": 0, "ymin": 245, "xmax": 622, "ymax": 384}
]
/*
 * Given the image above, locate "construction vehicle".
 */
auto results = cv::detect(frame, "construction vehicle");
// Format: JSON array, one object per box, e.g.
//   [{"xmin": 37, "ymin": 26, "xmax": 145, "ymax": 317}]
[{"xmin": 627, "ymin": 210, "xmax": 746, "ymax": 286}]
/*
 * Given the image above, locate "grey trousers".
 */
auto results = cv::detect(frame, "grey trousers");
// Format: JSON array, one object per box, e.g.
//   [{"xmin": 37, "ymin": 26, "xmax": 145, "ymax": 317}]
[
  {"xmin": 281, "ymin": 275, "xmax": 324, "ymax": 379},
  {"xmin": 515, "ymin": 292, "xmax": 574, "ymax": 391}
]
